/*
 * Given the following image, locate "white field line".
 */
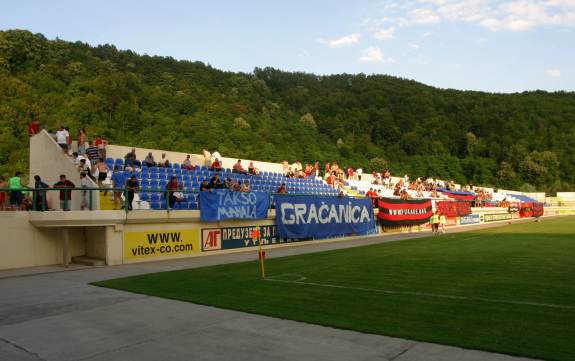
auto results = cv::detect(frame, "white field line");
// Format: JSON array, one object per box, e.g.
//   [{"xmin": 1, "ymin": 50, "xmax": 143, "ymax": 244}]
[{"xmin": 265, "ymin": 274, "xmax": 575, "ymax": 310}]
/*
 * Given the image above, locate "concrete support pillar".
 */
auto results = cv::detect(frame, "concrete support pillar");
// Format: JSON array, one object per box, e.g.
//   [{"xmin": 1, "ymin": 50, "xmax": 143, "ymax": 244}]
[{"xmin": 62, "ymin": 228, "xmax": 70, "ymax": 267}]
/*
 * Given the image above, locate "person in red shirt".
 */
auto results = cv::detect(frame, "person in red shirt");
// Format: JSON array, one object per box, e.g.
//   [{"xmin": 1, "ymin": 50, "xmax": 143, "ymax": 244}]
[
  {"xmin": 277, "ymin": 183, "xmax": 287, "ymax": 194},
  {"xmin": 53, "ymin": 174, "xmax": 75, "ymax": 211},
  {"xmin": 28, "ymin": 118, "xmax": 40, "ymax": 137},
  {"xmin": 211, "ymin": 158, "xmax": 222, "ymax": 171},
  {"xmin": 232, "ymin": 160, "xmax": 247, "ymax": 175},
  {"xmin": 347, "ymin": 167, "xmax": 354, "ymax": 180},
  {"xmin": 94, "ymin": 136, "xmax": 107, "ymax": 159},
  {"xmin": 166, "ymin": 176, "xmax": 181, "ymax": 209}
]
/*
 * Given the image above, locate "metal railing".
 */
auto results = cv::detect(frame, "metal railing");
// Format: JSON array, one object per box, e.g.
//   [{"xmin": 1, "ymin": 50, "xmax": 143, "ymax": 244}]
[
  {"xmin": 0, "ymin": 187, "xmax": 201, "ymax": 213},
  {"xmin": 0, "ymin": 187, "xmax": 345, "ymax": 213}
]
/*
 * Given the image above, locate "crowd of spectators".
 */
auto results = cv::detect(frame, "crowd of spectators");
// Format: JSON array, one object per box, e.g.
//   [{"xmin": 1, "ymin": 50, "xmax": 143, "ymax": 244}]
[{"xmin": 10, "ymin": 120, "xmax": 502, "ymax": 211}]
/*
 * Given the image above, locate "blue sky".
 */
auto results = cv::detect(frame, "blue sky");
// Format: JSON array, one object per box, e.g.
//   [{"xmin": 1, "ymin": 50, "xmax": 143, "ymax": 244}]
[{"xmin": 1, "ymin": 0, "xmax": 574, "ymax": 93}]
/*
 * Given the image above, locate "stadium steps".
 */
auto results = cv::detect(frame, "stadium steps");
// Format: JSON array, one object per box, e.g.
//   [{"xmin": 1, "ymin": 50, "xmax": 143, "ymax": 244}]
[
  {"xmin": 99, "ymin": 191, "xmax": 116, "ymax": 210},
  {"xmin": 71, "ymin": 255, "xmax": 106, "ymax": 267}
]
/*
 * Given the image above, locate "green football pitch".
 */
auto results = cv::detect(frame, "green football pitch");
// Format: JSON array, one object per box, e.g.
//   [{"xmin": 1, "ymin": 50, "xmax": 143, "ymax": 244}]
[{"xmin": 95, "ymin": 217, "xmax": 575, "ymax": 361}]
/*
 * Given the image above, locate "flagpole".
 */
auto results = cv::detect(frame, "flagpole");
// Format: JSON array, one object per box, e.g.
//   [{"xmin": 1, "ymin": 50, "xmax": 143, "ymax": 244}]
[{"xmin": 254, "ymin": 226, "xmax": 265, "ymax": 279}]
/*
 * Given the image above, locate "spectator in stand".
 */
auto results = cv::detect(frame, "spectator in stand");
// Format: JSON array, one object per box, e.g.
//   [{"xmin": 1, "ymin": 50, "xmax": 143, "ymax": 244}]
[
  {"xmin": 28, "ymin": 118, "xmax": 41, "ymax": 137},
  {"xmin": 224, "ymin": 177, "xmax": 233, "ymax": 190},
  {"xmin": 232, "ymin": 160, "xmax": 247, "ymax": 175},
  {"xmin": 182, "ymin": 155, "xmax": 195, "ymax": 170},
  {"xmin": 9, "ymin": 172, "xmax": 25, "ymax": 210},
  {"xmin": 125, "ymin": 175, "xmax": 140, "ymax": 211},
  {"xmin": 356, "ymin": 168, "xmax": 362, "ymax": 181},
  {"xmin": 304, "ymin": 163, "xmax": 312, "ymax": 178},
  {"xmin": 209, "ymin": 174, "xmax": 224, "ymax": 189},
  {"xmin": 202, "ymin": 149, "xmax": 211, "ymax": 168},
  {"xmin": 79, "ymin": 172, "xmax": 90, "ymax": 211},
  {"xmin": 65, "ymin": 127, "xmax": 72, "ymax": 150},
  {"xmin": 347, "ymin": 166, "xmax": 354, "ymax": 180},
  {"xmin": 211, "ymin": 158, "xmax": 222, "ymax": 171},
  {"xmin": 282, "ymin": 161, "xmax": 289, "ymax": 176},
  {"xmin": 95, "ymin": 136, "xmax": 107, "ymax": 159},
  {"xmin": 248, "ymin": 162, "xmax": 259, "ymax": 176},
  {"xmin": 314, "ymin": 161, "xmax": 320, "ymax": 177},
  {"xmin": 53, "ymin": 174, "xmax": 75, "ymax": 211},
  {"xmin": 124, "ymin": 148, "xmax": 137, "ymax": 169},
  {"xmin": 200, "ymin": 180, "xmax": 211, "ymax": 192},
  {"xmin": 365, "ymin": 188, "xmax": 374, "ymax": 198},
  {"xmin": 96, "ymin": 158, "xmax": 109, "ymax": 190},
  {"xmin": 71, "ymin": 152, "xmax": 85, "ymax": 166},
  {"xmin": 77, "ymin": 159, "xmax": 94, "ymax": 181},
  {"xmin": 158, "ymin": 153, "xmax": 169, "ymax": 168},
  {"xmin": 33, "ymin": 175, "xmax": 49, "ymax": 211},
  {"xmin": 55, "ymin": 126, "xmax": 68, "ymax": 149},
  {"xmin": 143, "ymin": 152, "xmax": 156, "ymax": 167},
  {"xmin": 77, "ymin": 129, "xmax": 87, "ymax": 155},
  {"xmin": 0, "ymin": 176, "xmax": 6, "ymax": 210},
  {"xmin": 400, "ymin": 190, "xmax": 409, "ymax": 200},
  {"xmin": 292, "ymin": 161, "xmax": 302, "ymax": 177},
  {"xmin": 111, "ymin": 166, "xmax": 124, "ymax": 210},
  {"xmin": 211, "ymin": 150, "xmax": 222, "ymax": 164},
  {"xmin": 277, "ymin": 183, "xmax": 287, "ymax": 194},
  {"xmin": 166, "ymin": 176, "xmax": 181, "ymax": 209},
  {"xmin": 232, "ymin": 180, "xmax": 242, "ymax": 192},
  {"xmin": 326, "ymin": 174, "xmax": 334, "ymax": 186},
  {"xmin": 85, "ymin": 141, "xmax": 100, "ymax": 165},
  {"xmin": 240, "ymin": 180, "xmax": 251, "ymax": 193},
  {"xmin": 325, "ymin": 162, "xmax": 331, "ymax": 177}
]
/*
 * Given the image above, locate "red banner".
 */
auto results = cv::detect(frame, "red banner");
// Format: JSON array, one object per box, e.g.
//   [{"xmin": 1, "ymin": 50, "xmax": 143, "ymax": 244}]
[
  {"xmin": 435, "ymin": 201, "xmax": 472, "ymax": 217},
  {"xmin": 532, "ymin": 202, "xmax": 544, "ymax": 217},
  {"xmin": 378, "ymin": 198, "xmax": 433, "ymax": 226},
  {"xmin": 519, "ymin": 203, "xmax": 533, "ymax": 218}
]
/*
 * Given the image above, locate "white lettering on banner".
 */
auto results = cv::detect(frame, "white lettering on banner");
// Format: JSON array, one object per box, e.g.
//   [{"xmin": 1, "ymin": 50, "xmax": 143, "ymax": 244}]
[
  {"xmin": 388, "ymin": 208, "xmax": 427, "ymax": 216},
  {"xmin": 280, "ymin": 202, "xmax": 372, "ymax": 225},
  {"xmin": 319, "ymin": 204, "xmax": 329, "ymax": 223},
  {"xmin": 218, "ymin": 206, "xmax": 257, "ymax": 219},
  {"xmin": 217, "ymin": 192, "xmax": 257, "ymax": 206},
  {"xmin": 281, "ymin": 204, "xmax": 295, "ymax": 224}
]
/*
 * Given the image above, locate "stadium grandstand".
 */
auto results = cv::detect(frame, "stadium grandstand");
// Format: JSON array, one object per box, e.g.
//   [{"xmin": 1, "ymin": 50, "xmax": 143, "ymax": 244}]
[{"xmin": 0, "ymin": 129, "xmax": 573, "ymax": 272}]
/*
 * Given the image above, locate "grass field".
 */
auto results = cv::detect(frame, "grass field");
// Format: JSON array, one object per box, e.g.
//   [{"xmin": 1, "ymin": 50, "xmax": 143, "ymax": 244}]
[{"xmin": 95, "ymin": 217, "xmax": 575, "ymax": 361}]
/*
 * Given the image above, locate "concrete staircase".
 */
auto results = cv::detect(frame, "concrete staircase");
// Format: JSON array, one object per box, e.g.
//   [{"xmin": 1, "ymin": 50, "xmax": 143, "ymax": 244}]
[
  {"xmin": 71, "ymin": 255, "xmax": 106, "ymax": 267},
  {"xmin": 99, "ymin": 191, "xmax": 117, "ymax": 210}
]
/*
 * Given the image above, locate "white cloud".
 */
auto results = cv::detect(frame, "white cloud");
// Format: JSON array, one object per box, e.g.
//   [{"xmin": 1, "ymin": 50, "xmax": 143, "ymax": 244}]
[
  {"xmin": 409, "ymin": 8, "xmax": 441, "ymax": 23},
  {"xmin": 423, "ymin": 31, "xmax": 433, "ymax": 36},
  {"xmin": 319, "ymin": 34, "xmax": 361, "ymax": 48},
  {"xmin": 546, "ymin": 68, "xmax": 561, "ymax": 77},
  {"xmin": 368, "ymin": 0, "xmax": 575, "ymax": 32},
  {"xmin": 359, "ymin": 46, "xmax": 395, "ymax": 63},
  {"xmin": 409, "ymin": 43, "xmax": 421, "ymax": 49},
  {"xmin": 374, "ymin": 27, "xmax": 396, "ymax": 39}
]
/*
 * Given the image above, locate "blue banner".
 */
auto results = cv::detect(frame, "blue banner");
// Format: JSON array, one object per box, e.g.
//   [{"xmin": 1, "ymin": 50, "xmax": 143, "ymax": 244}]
[
  {"xmin": 200, "ymin": 191, "xmax": 270, "ymax": 222},
  {"xmin": 274, "ymin": 195, "xmax": 375, "ymax": 239},
  {"xmin": 201, "ymin": 225, "xmax": 299, "ymax": 251}
]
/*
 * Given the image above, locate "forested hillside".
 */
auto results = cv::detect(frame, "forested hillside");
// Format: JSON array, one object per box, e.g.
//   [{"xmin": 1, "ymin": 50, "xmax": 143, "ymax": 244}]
[{"xmin": 1, "ymin": 30, "xmax": 574, "ymax": 192}]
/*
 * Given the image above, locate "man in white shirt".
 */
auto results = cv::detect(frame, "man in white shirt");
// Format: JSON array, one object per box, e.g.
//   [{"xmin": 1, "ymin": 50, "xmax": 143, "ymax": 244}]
[
  {"xmin": 55, "ymin": 126, "xmax": 69, "ymax": 149},
  {"xmin": 72, "ymin": 152, "xmax": 86, "ymax": 166},
  {"xmin": 356, "ymin": 168, "xmax": 363, "ymax": 181}
]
